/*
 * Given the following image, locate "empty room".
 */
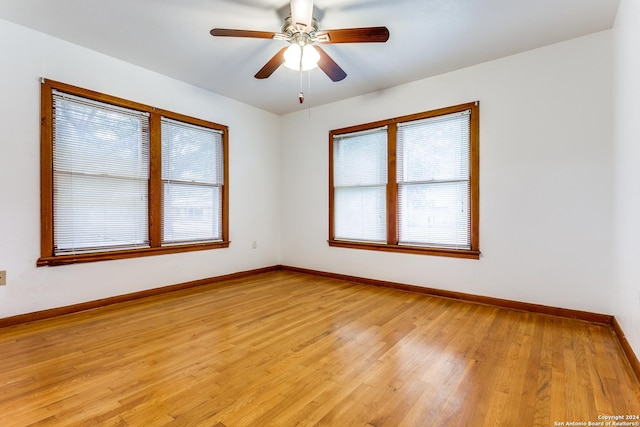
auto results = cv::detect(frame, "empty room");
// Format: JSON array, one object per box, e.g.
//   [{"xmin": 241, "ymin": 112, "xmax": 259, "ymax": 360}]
[{"xmin": 0, "ymin": 0, "xmax": 639, "ymax": 425}]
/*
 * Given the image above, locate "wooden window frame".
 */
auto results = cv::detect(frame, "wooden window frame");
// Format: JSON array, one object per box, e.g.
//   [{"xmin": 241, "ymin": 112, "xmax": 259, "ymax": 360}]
[
  {"xmin": 329, "ymin": 101, "xmax": 480, "ymax": 259},
  {"xmin": 38, "ymin": 79, "xmax": 229, "ymax": 266}
]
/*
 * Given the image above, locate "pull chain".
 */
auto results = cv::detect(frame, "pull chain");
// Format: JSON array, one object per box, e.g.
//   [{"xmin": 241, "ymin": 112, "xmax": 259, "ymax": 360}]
[{"xmin": 298, "ymin": 51, "xmax": 304, "ymax": 104}]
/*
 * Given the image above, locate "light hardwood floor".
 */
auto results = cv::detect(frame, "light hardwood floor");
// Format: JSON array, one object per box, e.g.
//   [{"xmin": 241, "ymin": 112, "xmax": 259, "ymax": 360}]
[{"xmin": 0, "ymin": 270, "xmax": 638, "ymax": 426}]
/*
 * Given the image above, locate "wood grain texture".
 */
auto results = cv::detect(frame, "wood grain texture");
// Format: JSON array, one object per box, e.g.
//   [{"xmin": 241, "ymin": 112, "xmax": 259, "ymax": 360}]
[
  {"xmin": 254, "ymin": 47, "xmax": 287, "ymax": 79},
  {"xmin": 0, "ymin": 270, "xmax": 638, "ymax": 426},
  {"xmin": 319, "ymin": 27, "xmax": 390, "ymax": 44},
  {"xmin": 0, "ymin": 266, "xmax": 278, "ymax": 328},
  {"xmin": 282, "ymin": 265, "xmax": 614, "ymax": 325},
  {"xmin": 614, "ymin": 317, "xmax": 640, "ymax": 382}
]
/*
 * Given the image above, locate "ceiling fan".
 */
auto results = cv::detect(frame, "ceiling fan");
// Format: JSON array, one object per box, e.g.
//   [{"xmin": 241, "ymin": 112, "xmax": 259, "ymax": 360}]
[{"xmin": 210, "ymin": 0, "xmax": 389, "ymax": 83}]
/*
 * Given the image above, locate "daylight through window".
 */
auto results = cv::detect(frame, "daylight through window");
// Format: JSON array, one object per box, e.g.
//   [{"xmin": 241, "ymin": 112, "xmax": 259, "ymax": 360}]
[
  {"xmin": 39, "ymin": 80, "xmax": 229, "ymax": 266},
  {"xmin": 329, "ymin": 102, "xmax": 479, "ymax": 259}
]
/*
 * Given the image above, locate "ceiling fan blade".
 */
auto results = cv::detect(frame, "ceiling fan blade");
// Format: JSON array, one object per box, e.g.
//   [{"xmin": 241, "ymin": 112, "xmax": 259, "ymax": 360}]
[
  {"xmin": 315, "ymin": 46, "xmax": 347, "ymax": 82},
  {"xmin": 318, "ymin": 27, "xmax": 389, "ymax": 44},
  {"xmin": 210, "ymin": 28, "xmax": 276, "ymax": 39},
  {"xmin": 255, "ymin": 47, "xmax": 288, "ymax": 79},
  {"xmin": 290, "ymin": 0, "xmax": 314, "ymax": 27}
]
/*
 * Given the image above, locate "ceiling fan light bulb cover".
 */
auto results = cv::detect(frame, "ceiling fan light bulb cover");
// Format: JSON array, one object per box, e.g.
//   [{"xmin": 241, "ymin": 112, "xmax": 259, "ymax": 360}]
[{"xmin": 284, "ymin": 44, "xmax": 320, "ymax": 71}]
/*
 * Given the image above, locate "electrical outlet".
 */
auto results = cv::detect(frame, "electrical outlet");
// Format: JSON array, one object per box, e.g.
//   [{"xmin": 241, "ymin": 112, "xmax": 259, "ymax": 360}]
[
  {"xmin": 252, "ymin": 240, "xmax": 257, "ymax": 249},
  {"xmin": 0, "ymin": 271, "xmax": 6, "ymax": 286}
]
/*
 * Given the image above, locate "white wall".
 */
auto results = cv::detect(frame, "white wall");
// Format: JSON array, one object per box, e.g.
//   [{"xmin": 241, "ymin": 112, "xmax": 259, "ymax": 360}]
[
  {"xmin": 0, "ymin": 18, "xmax": 620, "ymax": 324},
  {"xmin": 613, "ymin": 0, "xmax": 640, "ymax": 356},
  {"xmin": 0, "ymin": 19, "xmax": 282, "ymax": 318},
  {"xmin": 281, "ymin": 31, "xmax": 614, "ymax": 314}
]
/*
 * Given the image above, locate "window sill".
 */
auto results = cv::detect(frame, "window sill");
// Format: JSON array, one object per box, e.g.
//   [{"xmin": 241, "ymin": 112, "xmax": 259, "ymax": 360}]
[
  {"xmin": 37, "ymin": 241, "xmax": 230, "ymax": 266},
  {"xmin": 328, "ymin": 240, "xmax": 480, "ymax": 259}
]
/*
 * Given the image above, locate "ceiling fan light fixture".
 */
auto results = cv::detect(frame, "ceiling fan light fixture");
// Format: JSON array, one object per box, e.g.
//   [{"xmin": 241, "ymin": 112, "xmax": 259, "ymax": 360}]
[
  {"xmin": 283, "ymin": 44, "xmax": 320, "ymax": 71},
  {"xmin": 210, "ymin": 0, "xmax": 389, "ymax": 82}
]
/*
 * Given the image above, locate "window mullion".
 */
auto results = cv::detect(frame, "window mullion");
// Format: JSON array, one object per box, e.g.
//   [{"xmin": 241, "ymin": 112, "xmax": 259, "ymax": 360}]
[
  {"xmin": 328, "ymin": 131, "xmax": 336, "ymax": 241},
  {"xmin": 40, "ymin": 80, "xmax": 55, "ymax": 258},
  {"xmin": 387, "ymin": 123, "xmax": 398, "ymax": 245},
  {"xmin": 148, "ymin": 112, "xmax": 162, "ymax": 248},
  {"xmin": 470, "ymin": 102, "xmax": 480, "ymax": 251},
  {"xmin": 220, "ymin": 129, "xmax": 229, "ymax": 243}
]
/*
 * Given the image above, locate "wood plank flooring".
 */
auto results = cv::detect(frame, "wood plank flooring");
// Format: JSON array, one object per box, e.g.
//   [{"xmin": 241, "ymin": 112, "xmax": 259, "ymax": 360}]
[{"xmin": 0, "ymin": 270, "xmax": 638, "ymax": 426}]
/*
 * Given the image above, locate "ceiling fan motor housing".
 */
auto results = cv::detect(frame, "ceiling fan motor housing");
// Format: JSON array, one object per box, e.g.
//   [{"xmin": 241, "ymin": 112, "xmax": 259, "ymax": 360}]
[
  {"xmin": 283, "ymin": 16, "xmax": 318, "ymax": 34},
  {"xmin": 277, "ymin": 16, "xmax": 330, "ymax": 46}
]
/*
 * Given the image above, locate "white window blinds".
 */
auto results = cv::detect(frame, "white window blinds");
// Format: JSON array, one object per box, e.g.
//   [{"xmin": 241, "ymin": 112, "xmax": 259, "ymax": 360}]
[
  {"xmin": 397, "ymin": 110, "xmax": 471, "ymax": 249},
  {"xmin": 52, "ymin": 90, "xmax": 150, "ymax": 254},
  {"xmin": 161, "ymin": 118, "xmax": 224, "ymax": 244},
  {"xmin": 333, "ymin": 127, "xmax": 388, "ymax": 242}
]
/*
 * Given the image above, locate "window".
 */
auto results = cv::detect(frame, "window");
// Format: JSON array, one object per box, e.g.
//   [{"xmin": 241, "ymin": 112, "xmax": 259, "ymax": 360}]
[
  {"xmin": 329, "ymin": 102, "xmax": 479, "ymax": 259},
  {"xmin": 161, "ymin": 118, "xmax": 224, "ymax": 245},
  {"xmin": 39, "ymin": 80, "xmax": 229, "ymax": 266},
  {"xmin": 333, "ymin": 127, "xmax": 388, "ymax": 243}
]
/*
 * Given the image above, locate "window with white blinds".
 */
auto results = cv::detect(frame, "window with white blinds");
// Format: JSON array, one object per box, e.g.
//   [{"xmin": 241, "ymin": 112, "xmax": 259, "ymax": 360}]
[
  {"xmin": 397, "ymin": 110, "xmax": 471, "ymax": 249},
  {"xmin": 52, "ymin": 90, "xmax": 150, "ymax": 254},
  {"xmin": 333, "ymin": 127, "xmax": 388, "ymax": 243},
  {"xmin": 329, "ymin": 102, "xmax": 479, "ymax": 259},
  {"xmin": 161, "ymin": 118, "xmax": 224, "ymax": 244},
  {"xmin": 39, "ymin": 80, "xmax": 229, "ymax": 266}
]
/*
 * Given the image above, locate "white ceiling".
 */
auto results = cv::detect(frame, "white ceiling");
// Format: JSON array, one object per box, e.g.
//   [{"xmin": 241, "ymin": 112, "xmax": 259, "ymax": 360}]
[{"xmin": 0, "ymin": 0, "xmax": 620, "ymax": 115}]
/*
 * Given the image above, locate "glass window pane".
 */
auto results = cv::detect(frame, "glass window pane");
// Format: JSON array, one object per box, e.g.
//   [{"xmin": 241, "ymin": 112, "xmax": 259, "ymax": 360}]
[
  {"xmin": 161, "ymin": 119, "xmax": 223, "ymax": 184},
  {"xmin": 334, "ymin": 186, "xmax": 386, "ymax": 243},
  {"xmin": 54, "ymin": 174, "xmax": 149, "ymax": 252},
  {"xmin": 54, "ymin": 98, "xmax": 149, "ymax": 178},
  {"xmin": 333, "ymin": 128, "xmax": 387, "ymax": 187},
  {"xmin": 398, "ymin": 182, "xmax": 470, "ymax": 249},
  {"xmin": 397, "ymin": 111, "xmax": 470, "ymax": 183},
  {"xmin": 163, "ymin": 183, "xmax": 221, "ymax": 244}
]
